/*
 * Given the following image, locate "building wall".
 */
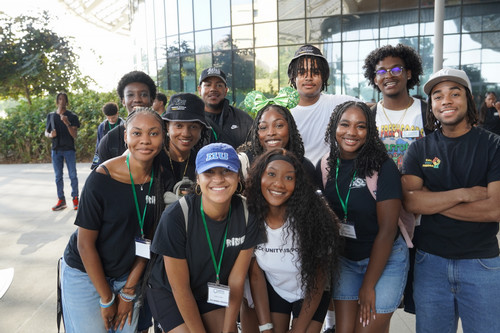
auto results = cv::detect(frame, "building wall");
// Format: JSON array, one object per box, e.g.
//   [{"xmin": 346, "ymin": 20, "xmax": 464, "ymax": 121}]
[{"xmin": 131, "ymin": 0, "xmax": 500, "ymax": 107}]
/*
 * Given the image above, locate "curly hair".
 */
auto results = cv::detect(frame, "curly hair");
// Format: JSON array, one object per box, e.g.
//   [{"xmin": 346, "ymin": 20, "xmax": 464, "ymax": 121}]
[
  {"xmin": 288, "ymin": 55, "xmax": 330, "ymax": 92},
  {"xmin": 363, "ymin": 43, "xmax": 423, "ymax": 93},
  {"xmin": 244, "ymin": 148, "xmax": 340, "ymax": 299},
  {"xmin": 117, "ymin": 71, "xmax": 157, "ymax": 102},
  {"xmin": 325, "ymin": 101, "xmax": 388, "ymax": 179},
  {"xmin": 243, "ymin": 105, "xmax": 305, "ymax": 160},
  {"xmin": 425, "ymin": 84, "xmax": 478, "ymax": 131}
]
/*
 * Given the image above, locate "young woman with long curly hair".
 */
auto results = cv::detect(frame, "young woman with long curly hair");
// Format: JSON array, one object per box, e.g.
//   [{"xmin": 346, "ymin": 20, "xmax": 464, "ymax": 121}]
[
  {"xmin": 241, "ymin": 148, "xmax": 340, "ymax": 333},
  {"xmin": 317, "ymin": 101, "xmax": 409, "ymax": 333}
]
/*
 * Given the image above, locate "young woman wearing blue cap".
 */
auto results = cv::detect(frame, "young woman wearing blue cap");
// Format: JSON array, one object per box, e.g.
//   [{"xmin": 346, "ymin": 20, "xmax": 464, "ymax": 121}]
[{"xmin": 147, "ymin": 143, "xmax": 262, "ymax": 333}]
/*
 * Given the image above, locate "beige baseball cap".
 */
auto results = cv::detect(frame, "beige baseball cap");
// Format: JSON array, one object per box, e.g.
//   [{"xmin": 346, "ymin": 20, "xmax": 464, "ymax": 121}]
[{"xmin": 424, "ymin": 68, "xmax": 472, "ymax": 95}]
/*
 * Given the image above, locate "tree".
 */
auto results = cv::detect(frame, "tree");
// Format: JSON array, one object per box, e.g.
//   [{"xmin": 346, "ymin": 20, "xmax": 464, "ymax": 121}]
[{"xmin": 0, "ymin": 12, "xmax": 84, "ymax": 104}]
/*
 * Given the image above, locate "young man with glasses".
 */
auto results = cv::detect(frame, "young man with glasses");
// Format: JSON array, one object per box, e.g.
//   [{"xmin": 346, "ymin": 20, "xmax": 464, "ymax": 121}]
[{"xmin": 363, "ymin": 44, "xmax": 431, "ymax": 171}]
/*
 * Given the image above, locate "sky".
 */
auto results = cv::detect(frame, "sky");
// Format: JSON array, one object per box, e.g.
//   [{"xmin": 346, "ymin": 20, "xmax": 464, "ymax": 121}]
[{"xmin": 1, "ymin": 0, "xmax": 133, "ymax": 92}]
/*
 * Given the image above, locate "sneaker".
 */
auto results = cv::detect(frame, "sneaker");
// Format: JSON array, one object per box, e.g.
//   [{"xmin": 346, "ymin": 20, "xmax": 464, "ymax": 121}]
[
  {"xmin": 72, "ymin": 197, "xmax": 79, "ymax": 210},
  {"xmin": 52, "ymin": 199, "xmax": 67, "ymax": 211}
]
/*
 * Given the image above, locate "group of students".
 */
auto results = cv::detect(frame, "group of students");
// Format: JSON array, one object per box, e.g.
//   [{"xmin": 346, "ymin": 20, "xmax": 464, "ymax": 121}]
[{"xmin": 57, "ymin": 42, "xmax": 500, "ymax": 333}]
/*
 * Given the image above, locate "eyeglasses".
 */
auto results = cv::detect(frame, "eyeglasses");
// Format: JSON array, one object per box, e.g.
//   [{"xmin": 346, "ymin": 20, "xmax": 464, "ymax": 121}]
[{"xmin": 374, "ymin": 66, "xmax": 405, "ymax": 77}]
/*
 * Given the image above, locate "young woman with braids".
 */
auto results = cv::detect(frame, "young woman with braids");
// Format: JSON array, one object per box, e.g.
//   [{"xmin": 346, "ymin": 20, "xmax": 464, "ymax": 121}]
[
  {"xmin": 61, "ymin": 107, "xmax": 165, "ymax": 333},
  {"xmin": 241, "ymin": 148, "xmax": 340, "ymax": 333},
  {"xmin": 317, "ymin": 101, "xmax": 408, "ymax": 333}
]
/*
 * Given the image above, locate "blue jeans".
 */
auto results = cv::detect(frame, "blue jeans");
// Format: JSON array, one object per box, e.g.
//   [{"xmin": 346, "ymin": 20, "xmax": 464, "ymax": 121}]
[
  {"xmin": 61, "ymin": 258, "xmax": 140, "ymax": 333},
  {"xmin": 52, "ymin": 149, "xmax": 79, "ymax": 200},
  {"xmin": 414, "ymin": 250, "xmax": 500, "ymax": 333}
]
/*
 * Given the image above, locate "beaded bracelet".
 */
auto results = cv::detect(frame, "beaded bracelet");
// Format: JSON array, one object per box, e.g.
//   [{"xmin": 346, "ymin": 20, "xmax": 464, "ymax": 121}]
[
  {"xmin": 99, "ymin": 293, "xmax": 115, "ymax": 308},
  {"xmin": 119, "ymin": 289, "xmax": 136, "ymax": 303}
]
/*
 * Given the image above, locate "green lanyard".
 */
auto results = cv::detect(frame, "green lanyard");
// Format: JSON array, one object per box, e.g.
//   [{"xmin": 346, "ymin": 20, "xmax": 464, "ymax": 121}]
[
  {"xmin": 211, "ymin": 128, "xmax": 218, "ymax": 141},
  {"xmin": 335, "ymin": 158, "xmax": 356, "ymax": 221},
  {"xmin": 126, "ymin": 154, "xmax": 154, "ymax": 237},
  {"xmin": 200, "ymin": 198, "xmax": 230, "ymax": 283}
]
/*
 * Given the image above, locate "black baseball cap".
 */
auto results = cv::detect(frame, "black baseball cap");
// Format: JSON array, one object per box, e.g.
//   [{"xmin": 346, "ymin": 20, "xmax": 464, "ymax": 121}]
[
  {"xmin": 162, "ymin": 93, "xmax": 210, "ymax": 128},
  {"xmin": 198, "ymin": 67, "xmax": 227, "ymax": 86},
  {"xmin": 291, "ymin": 44, "xmax": 326, "ymax": 60}
]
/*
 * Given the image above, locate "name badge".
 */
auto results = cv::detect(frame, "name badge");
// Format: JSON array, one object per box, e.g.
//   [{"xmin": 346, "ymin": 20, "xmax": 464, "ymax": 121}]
[
  {"xmin": 135, "ymin": 237, "xmax": 151, "ymax": 259},
  {"xmin": 402, "ymin": 130, "xmax": 419, "ymax": 138},
  {"xmin": 339, "ymin": 220, "xmax": 357, "ymax": 239},
  {"xmin": 207, "ymin": 282, "xmax": 230, "ymax": 307}
]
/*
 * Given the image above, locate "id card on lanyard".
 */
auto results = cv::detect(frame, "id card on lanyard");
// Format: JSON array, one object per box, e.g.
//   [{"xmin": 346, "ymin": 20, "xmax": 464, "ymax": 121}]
[
  {"xmin": 127, "ymin": 154, "xmax": 154, "ymax": 259},
  {"xmin": 336, "ymin": 159, "xmax": 357, "ymax": 239}
]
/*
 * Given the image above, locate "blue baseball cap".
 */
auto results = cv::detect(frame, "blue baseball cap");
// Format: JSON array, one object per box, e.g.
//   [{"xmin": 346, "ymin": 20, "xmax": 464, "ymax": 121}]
[{"xmin": 196, "ymin": 143, "xmax": 240, "ymax": 174}]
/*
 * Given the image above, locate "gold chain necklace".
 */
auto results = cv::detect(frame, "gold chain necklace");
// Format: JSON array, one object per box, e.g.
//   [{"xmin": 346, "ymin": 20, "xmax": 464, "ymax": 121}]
[
  {"xmin": 167, "ymin": 149, "xmax": 190, "ymax": 179},
  {"xmin": 380, "ymin": 98, "xmax": 413, "ymax": 138}
]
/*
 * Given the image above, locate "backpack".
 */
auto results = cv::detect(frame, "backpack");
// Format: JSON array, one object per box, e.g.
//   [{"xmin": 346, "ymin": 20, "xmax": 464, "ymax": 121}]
[{"xmin": 320, "ymin": 153, "xmax": 415, "ymax": 248}]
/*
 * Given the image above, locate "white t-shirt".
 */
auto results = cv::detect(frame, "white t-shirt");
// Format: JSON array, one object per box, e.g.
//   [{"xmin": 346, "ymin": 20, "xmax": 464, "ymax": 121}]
[
  {"xmin": 254, "ymin": 220, "xmax": 303, "ymax": 303},
  {"xmin": 375, "ymin": 97, "xmax": 424, "ymax": 170},
  {"xmin": 291, "ymin": 94, "xmax": 357, "ymax": 165}
]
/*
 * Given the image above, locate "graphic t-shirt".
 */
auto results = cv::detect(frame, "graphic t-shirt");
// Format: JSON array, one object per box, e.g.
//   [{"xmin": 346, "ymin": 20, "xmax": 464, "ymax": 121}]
[{"xmin": 375, "ymin": 98, "xmax": 424, "ymax": 170}]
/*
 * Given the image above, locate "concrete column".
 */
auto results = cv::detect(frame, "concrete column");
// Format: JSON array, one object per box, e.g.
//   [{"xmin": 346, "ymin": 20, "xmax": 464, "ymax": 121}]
[{"xmin": 433, "ymin": 0, "xmax": 445, "ymax": 72}]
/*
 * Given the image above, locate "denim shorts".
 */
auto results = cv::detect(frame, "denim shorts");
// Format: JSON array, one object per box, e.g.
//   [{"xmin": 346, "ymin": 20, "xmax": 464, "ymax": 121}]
[{"xmin": 332, "ymin": 235, "xmax": 409, "ymax": 313}]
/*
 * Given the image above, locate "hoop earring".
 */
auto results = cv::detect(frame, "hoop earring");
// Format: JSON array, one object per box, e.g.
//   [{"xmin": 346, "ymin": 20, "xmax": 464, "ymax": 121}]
[
  {"xmin": 237, "ymin": 181, "xmax": 243, "ymax": 193},
  {"xmin": 195, "ymin": 184, "xmax": 202, "ymax": 195}
]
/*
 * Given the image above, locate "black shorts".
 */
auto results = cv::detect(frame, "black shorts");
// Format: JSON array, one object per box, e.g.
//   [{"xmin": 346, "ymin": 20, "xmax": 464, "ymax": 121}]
[
  {"xmin": 266, "ymin": 280, "xmax": 331, "ymax": 323},
  {"xmin": 146, "ymin": 286, "xmax": 223, "ymax": 332}
]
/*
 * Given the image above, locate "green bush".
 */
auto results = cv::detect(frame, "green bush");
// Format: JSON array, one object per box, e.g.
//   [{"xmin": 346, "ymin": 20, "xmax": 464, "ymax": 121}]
[{"xmin": 0, "ymin": 90, "xmax": 123, "ymax": 163}]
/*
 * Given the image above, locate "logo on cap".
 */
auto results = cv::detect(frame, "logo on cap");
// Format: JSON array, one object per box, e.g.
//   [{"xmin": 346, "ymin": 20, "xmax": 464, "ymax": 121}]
[
  {"xmin": 206, "ymin": 152, "xmax": 229, "ymax": 161},
  {"xmin": 170, "ymin": 97, "xmax": 187, "ymax": 111},
  {"xmin": 207, "ymin": 68, "xmax": 221, "ymax": 76}
]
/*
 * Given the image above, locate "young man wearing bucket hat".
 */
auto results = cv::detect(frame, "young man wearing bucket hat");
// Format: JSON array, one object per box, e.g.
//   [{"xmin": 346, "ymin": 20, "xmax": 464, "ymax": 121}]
[
  {"xmin": 197, "ymin": 67, "xmax": 253, "ymax": 149},
  {"xmin": 288, "ymin": 45, "xmax": 358, "ymax": 165},
  {"xmin": 402, "ymin": 68, "xmax": 500, "ymax": 333}
]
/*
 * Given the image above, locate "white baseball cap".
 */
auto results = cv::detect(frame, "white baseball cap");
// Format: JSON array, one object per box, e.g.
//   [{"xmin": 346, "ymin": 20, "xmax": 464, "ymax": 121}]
[{"xmin": 424, "ymin": 68, "xmax": 472, "ymax": 95}]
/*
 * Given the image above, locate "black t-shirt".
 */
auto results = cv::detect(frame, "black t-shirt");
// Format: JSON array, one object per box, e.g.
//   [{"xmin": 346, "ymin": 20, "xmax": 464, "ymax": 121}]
[
  {"xmin": 402, "ymin": 127, "xmax": 500, "ymax": 259},
  {"xmin": 45, "ymin": 110, "xmax": 80, "ymax": 151},
  {"xmin": 63, "ymin": 171, "xmax": 156, "ymax": 277},
  {"xmin": 96, "ymin": 124, "xmax": 126, "ymax": 164},
  {"xmin": 148, "ymin": 194, "xmax": 261, "ymax": 299},
  {"xmin": 320, "ymin": 158, "xmax": 402, "ymax": 261},
  {"xmin": 160, "ymin": 149, "xmax": 197, "ymax": 192},
  {"xmin": 479, "ymin": 107, "xmax": 500, "ymax": 136}
]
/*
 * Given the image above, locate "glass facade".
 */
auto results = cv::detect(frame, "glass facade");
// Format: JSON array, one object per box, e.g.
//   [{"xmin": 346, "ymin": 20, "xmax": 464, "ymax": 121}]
[{"xmin": 131, "ymin": 0, "xmax": 500, "ymax": 107}]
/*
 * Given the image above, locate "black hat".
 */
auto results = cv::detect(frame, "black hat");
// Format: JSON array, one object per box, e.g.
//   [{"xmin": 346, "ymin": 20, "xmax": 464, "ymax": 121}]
[
  {"xmin": 291, "ymin": 44, "xmax": 326, "ymax": 60},
  {"xmin": 162, "ymin": 93, "xmax": 210, "ymax": 128},
  {"xmin": 198, "ymin": 67, "xmax": 227, "ymax": 86}
]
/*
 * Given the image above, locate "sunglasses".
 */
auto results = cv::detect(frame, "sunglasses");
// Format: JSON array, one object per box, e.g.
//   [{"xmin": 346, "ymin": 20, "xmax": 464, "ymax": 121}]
[{"xmin": 374, "ymin": 66, "xmax": 405, "ymax": 77}]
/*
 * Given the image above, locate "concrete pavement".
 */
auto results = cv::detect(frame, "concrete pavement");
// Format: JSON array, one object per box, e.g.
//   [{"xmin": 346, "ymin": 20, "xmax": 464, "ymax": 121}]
[{"xmin": 0, "ymin": 163, "xmax": 462, "ymax": 332}]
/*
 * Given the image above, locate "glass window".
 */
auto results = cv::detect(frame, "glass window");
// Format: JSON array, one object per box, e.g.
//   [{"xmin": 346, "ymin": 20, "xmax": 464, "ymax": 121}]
[
  {"xmin": 344, "ymin": 0, "xmax": 378, "ymax": 14},
  {"xmin": 381, "ymin": 0, "xmax": 418, "ymax": 10},
  {"xmin": 255, "ymin": 47, "xmax": 278, "ymax": 94},
  {"xmin": 165, "ymin": 0, "xmax": 178, "ymax": 35},
  {"xmin": 309, "ymin": 17, "xmax": 340, "ymax": 43},
  {"xmin": 167, "ymin": 36, "xmax": 179, "ymax": 57},
  {"xmin": 179, "ymin": 33, "xmax": 195, "ymax": 55},
  {"xmin": 212, "ymin": 0, "xmax": 231, "ymax": 28},
  {"xmin": 421, "ymin": 6, "xmax": 461, "ymax": 35},
  {"xmin": 342, "ymin": 12, "xmax": 379, "ymax": 41},
  {"xmin": 213, "ymin": 27, "xmax": 232, "ymax": 51},
  {"xmin": 278, "ymin": 0, "xmax": 304, "ymax": 20},
  {"xmin": 279, "ymin": 20, "xmax": 305, "ymax": 45},
  {"xmin": 232, "ymin": 49, "xmax": 255, "ymax": 105},
  {"xmin": 194, "ymin": 0, "xmax": 211, "ymax": 31},
  {"xmin": 419, "ymin": 36, "xmax": 435, "ymax": 93},
  {"xmin": 158, "ymin": 62, "xmax": 168, "ymax": 91},
  {"xmin": 181, "ymin": 55, "xmax": 197, "ymax": 92},
  {"xmin": 254, "ymin": 0, "xmax": 277, "ymax": 22},
  {"xmin": 442, "ymin": 34, "xmax": 460, "ymax": 68},
  {"xmin": 278, "ymin": 46, "xmax": 297, "ymax": 88},
  {"xmin": 232, "ymin": 0, "xmax": 253, "ymax": 25},
  {"xmin": 196, "ymin": 30, "xmax": 212, "ymax": 53},
  {"xmin": 462, "ymin": 3, "xmax": 500, "ymax": 33},
  {"xmin": 255, "ymin": 22, "xmax": 278, "ymax": 47},
  {"xmin": 178, "ymin": 0, "xmax": 194, "ymax": 33},
  {"xmin": 196, "ymin": 53, "xmax": 213, "ymax": 83},
  {"xmin": 324, "ymin": 42, "xmax": 342, "ymax": 95},
  {"xmin": 156, "ymin": 39, "xmax": 167, "ymax": 63},
  {"xmin": 154, "ymin": 0, "xmax": 166, "ymax": 39},
  {"xmin": 232, "ymin": 25, "xmax": 254, "ymax": 49},
  {"xmin": 380, "ymin": 10, "xmax": 418, "ymax": 39},
  {"xmin": 213, "ymin": 51, "xmax": 233, "ymax": 98},
  {"xmin": 306, "ymin": 0, "xmax": 340, "ymax": 18},
  {"xmin": 167, "ymin": 57, "xmax": 181, "ymax": 92},
  {"xmin": 342, "ymin": 40, "xmax": 377, "ymax": 98}
]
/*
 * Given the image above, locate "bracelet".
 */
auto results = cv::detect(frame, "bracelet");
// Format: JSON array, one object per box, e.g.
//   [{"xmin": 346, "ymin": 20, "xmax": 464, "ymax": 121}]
[
  {"xmin": 259, "ymin": 323, "xmax": 273, "ymax": 332},
  {"xmin": 99, "ymin": 293, "xmax": 115, "ymax": 308},
  {"xmin": 119, "ymin": 289, "xmax": 136, "ymax": 302}
]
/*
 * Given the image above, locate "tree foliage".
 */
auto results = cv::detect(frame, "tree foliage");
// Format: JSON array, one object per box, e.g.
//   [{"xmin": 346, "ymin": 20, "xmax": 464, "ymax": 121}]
[{"xmin": 0, "ymin": 12, "xmax": 86, "ymax": 104}]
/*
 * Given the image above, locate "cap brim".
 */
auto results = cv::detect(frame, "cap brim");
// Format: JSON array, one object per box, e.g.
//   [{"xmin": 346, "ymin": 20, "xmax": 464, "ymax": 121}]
[
  {"xmin": 199, "ymin": 75, "xmax": 227, "ymax": 86},
  {"xmin": 196, "ymin": 161, "xmax": 239, "ymax": 174},
  {"xmin": 424, "ymin": 76, "xmax": 470, "ymax": 95},
  {"xmin": 162, "ymin": 113, "xmax": 211, "ymax": 129},
  {"xmin": 291, "ymin": 52, "xmax": 326, "ymax": 61}
]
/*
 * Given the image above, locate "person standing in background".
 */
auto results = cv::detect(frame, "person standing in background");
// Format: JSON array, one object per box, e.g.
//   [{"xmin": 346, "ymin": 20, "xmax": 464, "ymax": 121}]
[
  {"xmin": 45, "ymin": 92, "xmax": 80, "ymax": 211},
  {"xmin": 478, "ymin": 91, "xmax": 500, "ymax": 135},
  {"xmin": 153, "ymin": 92, "xmax": 168, "ymax": 117},
  {"xmin": 91, "ymin": 102, "xmax": 124, "ymax": 169}
]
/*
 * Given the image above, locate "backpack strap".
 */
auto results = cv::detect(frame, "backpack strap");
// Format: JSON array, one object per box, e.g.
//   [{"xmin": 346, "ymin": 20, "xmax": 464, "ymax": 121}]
[
  {"xmin": 179, "ymin": 196, "xmax": 189, "ymax": 233},
  {"xmin": 365, "ymin": 172, "xmax": 414, "ymax": 248},
  {"xmin": 238, "ymin": 195, "xmax": 249, "ymax": 226},
  {"xmin": 320, "ymin": 153, "xmax": 329, "ymax": 189},
  {"xmin": 420, "ymin": 100, "xmax": 432, "ymax": 135}
]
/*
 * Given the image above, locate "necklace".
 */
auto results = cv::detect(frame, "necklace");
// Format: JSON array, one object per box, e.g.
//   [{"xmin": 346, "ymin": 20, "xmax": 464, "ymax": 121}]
[
  {"xmin": 380, "ymin": 98, "xmax": 413, "ymax": 138},
  {"xmin": 139, "ymin": 175, "xmax": 149, "ymax": 191},
  {"xmin": 167, "ymin": 149, "xmax": 190, "ymax": 180}
]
